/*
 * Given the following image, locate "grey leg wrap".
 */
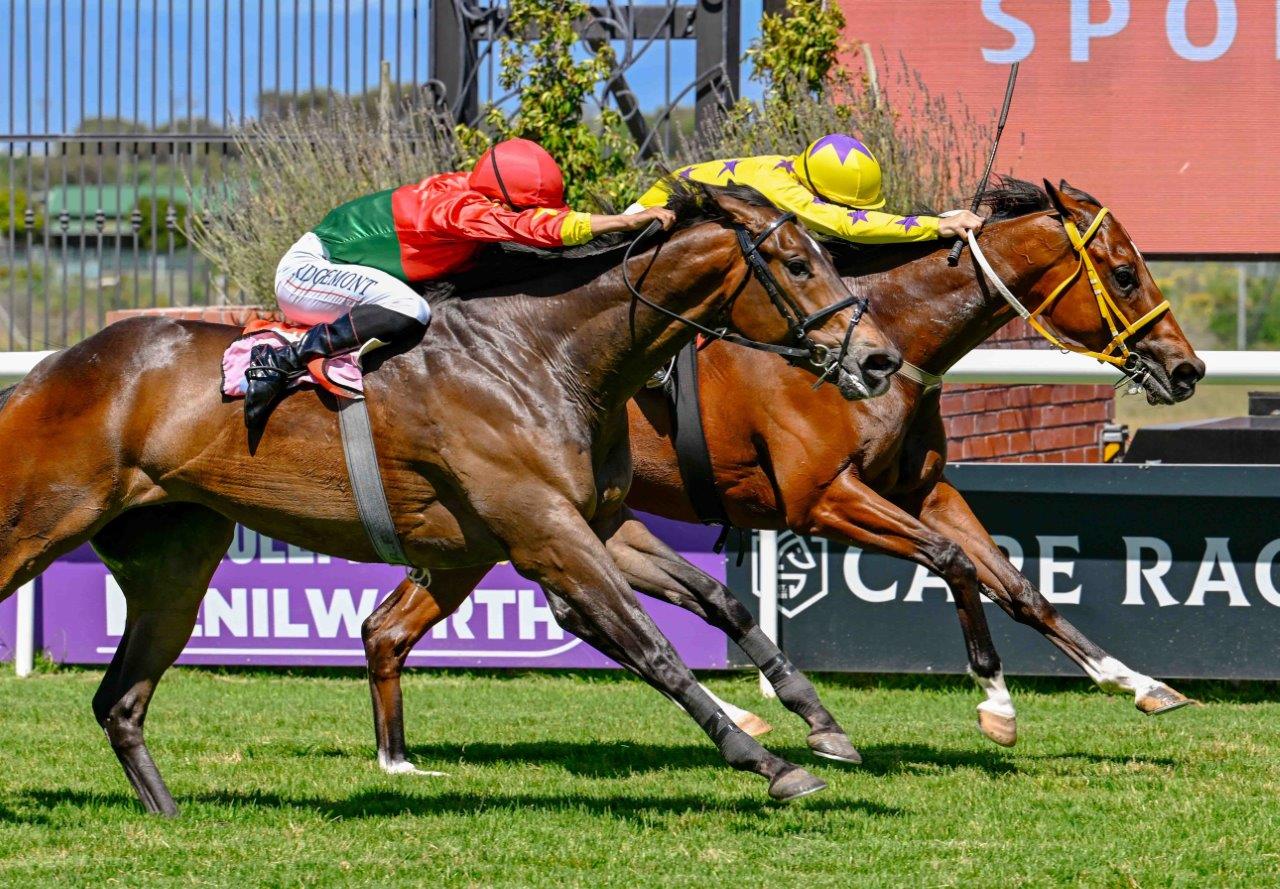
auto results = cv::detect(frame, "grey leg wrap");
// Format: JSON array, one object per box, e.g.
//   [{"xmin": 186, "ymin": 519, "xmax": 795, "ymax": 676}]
[
  {"xmin": 739, "ymin": 627, "xmax": 837, "ymax": 729},
  {"xmin": 683, "ymin": 683, "xmax": 769, "ymax": 772}
]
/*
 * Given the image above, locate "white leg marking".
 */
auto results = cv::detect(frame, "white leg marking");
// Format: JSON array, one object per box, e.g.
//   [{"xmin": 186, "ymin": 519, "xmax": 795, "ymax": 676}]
[
  {"xmin": 971, "ymin": 669, "xmax": 1016, "ymax": 719},
  {"xmin": 700, "ymin": 683, "xmax": 755, "ymax": 725},
  {"xmin": 379, "ymin": 749, "xmax": 448, "ymax": 777},
  {"xmin": 1082, "ymin": 655, "xmax": 1159, "ymax": 698}
]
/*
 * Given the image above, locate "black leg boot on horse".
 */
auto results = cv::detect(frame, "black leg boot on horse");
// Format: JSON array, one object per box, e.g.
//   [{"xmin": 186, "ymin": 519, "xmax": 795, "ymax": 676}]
[{"xmin": 243, "ymin": 304, "xmax": 427, "ymax": 431}]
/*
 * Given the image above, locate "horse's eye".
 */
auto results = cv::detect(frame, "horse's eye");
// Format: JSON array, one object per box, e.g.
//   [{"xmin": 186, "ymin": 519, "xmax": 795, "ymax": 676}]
[
  {"xmin": 786, "ymin": 259, "xmax": 811, "ymax": 279},
  {"xmin": 1113, "ymin": 265, "xmax": 1138, "ymax": 292}
]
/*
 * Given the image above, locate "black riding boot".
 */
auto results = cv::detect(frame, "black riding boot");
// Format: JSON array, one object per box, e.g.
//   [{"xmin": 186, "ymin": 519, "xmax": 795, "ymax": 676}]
[{"xmin": 243, "ymin": 305, "xmax": 425, "ymax": 431}]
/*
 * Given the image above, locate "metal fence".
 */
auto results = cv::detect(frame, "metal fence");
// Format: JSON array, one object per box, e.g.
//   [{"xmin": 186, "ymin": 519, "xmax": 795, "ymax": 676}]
[{"xmin": 0, "ymin": 0, "xmax": 740, "ymax": 350}]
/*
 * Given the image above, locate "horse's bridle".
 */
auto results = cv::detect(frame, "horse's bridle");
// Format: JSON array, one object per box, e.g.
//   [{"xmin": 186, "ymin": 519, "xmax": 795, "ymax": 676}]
[
  {"xmin": 623, "ymin": 213, "xmax": 869, "ymax": 386},
  {"xmin": 967, "ymin": 207, "xmax": 1171, "ymax": 382}
]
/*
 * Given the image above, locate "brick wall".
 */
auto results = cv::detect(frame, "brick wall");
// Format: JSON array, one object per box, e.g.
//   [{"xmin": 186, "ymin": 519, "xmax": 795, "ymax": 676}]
[
  {"xmin": 104, "ymin": 308, "xmax": 1112, "ymax": 463},
  {"xmin": 941, "ymin": 320, "xmax": 1113, "ymax": 463}
]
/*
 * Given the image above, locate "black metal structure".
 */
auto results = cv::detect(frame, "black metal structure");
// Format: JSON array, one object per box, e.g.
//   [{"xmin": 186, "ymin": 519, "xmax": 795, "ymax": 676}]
[
  {"xmin": 429, "ymin": 1, "xmax": 741, "ymax": 156},
  {"xmin": 0, "ymin": 0, "xmax": 742, "ymax": 351}
]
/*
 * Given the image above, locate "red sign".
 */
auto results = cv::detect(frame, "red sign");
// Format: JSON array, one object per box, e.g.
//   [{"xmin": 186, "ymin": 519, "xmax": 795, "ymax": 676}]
[{"xmin": 841, "ymin": 0, "xmax": 1280, "ymax": 255}]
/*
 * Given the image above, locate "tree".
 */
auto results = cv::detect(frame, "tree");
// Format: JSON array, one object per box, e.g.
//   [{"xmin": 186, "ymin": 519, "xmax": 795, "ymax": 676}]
[
  {"xmin": 454, "ymin": 0, "xmax": 639, "ymax": 209},
  {"xmin": 0, "ymin": 187, "xmax": 42, "ymax": 236}
]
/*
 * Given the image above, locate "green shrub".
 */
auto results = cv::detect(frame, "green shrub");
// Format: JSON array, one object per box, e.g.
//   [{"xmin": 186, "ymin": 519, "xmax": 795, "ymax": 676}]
[{"xmin": 455, "ymin": 0, "xmax": 639, "ymax": 210}]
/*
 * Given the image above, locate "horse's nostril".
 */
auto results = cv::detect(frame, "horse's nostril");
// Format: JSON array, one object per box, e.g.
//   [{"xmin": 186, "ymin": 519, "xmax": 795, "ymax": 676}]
[
  {"xmin": 1171, "ymin": 358, "xmax": 1205, "ymax": 388},
  {"xmin": 863, "ymin": 349, "xmax": 903, "ymax": 381}
]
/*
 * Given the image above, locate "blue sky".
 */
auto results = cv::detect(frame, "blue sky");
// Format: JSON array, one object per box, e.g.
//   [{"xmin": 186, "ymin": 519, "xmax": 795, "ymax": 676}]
[{"xmin": 0, "ymin": 0, "xmax": 766, "ymax": 132}]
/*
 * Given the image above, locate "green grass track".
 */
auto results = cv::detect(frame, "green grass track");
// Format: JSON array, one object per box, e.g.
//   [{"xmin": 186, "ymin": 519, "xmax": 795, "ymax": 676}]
[{"xmin": 0, "ymin": 667, "xmax": 1276, "ymax": 887}]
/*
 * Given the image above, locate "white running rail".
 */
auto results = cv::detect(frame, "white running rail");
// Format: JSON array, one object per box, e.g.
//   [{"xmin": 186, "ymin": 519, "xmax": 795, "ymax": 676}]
[{"xmin": 3, "ymin": 348, "xmax": 1278, "ymax": 383}]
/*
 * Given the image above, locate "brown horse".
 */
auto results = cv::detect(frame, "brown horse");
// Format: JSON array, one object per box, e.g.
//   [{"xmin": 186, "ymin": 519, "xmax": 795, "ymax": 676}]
[
  {"xmin": 0, "ymin": 183, "xmax": 905, "ymax": 814},
  {"xmin": 363, "ymin": 179, "xmax": 1204, "ymax": 769}
]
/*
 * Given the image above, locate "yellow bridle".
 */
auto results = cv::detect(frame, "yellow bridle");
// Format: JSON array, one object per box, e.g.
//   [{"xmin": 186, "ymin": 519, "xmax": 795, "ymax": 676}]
[{"xmin": 968, "ymin": 208, "xmax": 1171, "ymax": 368}]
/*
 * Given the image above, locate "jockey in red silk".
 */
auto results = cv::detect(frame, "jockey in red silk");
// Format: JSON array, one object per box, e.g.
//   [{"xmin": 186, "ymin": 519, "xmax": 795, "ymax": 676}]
[
  {"xmin": 633, "ymin": 132, "xmax": 984, "ymax": 246},
  {"xmin": 244, "ymin": 138, "xmax": 674, "ymax": 430}
]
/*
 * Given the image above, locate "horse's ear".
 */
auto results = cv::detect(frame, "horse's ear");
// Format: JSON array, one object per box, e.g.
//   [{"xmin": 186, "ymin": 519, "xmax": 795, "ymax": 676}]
[
  {"xmin": 1058, "ymin": 179, "xmax": 1102, "ymax": 208},
  {"xmin": 712, "ymin": 190, "xmax": 766, "ymax": 228},
  {"xmin": 1043, "ymin": 178, "xmax": 1069, "ymax": 217}
]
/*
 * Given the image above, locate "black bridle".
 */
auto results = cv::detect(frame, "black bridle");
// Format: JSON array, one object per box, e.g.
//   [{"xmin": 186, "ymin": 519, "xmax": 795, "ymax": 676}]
[{"xmin": 622, "ymin": 213, "xmax": 869, "ymax": 387}]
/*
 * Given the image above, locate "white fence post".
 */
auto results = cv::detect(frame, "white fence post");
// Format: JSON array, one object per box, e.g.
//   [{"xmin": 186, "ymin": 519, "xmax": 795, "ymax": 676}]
[
  {"xmin": 757, "ymin": 530, "xmax": 779, "ymax": 698},
  {"xmin": 14, "ymin": 581, "xmax": 34, "ymax": 677}
]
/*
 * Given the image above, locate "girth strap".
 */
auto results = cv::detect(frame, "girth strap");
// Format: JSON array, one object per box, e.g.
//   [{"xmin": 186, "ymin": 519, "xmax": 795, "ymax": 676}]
[
  {"xmin": 337, "ymin": 398, "xmax": 411, "ymax": 567},
  {"xmin": 670, "ymin": 342, "xmax": 731, "ymax": 529}
]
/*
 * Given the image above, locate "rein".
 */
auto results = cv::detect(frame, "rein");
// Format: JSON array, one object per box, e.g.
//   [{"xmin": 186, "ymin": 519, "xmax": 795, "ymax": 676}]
[
  {"xmin": 622, "ymin": 214, "xmax": 869, "ymax": 382},
  {"xmin": 965, "ymin": 208, "xmax": 1171, "ymax": 383}
]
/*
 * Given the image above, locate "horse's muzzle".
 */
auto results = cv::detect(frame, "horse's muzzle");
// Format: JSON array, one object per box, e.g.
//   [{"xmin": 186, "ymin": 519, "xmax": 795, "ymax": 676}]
[
  {"xmin": 1131, "ymin": 349, "xmax": 1205, "ymax": 405},
  {"xmin": 831, "ymin": 344, "xmax": 902, "ymax": 401}
]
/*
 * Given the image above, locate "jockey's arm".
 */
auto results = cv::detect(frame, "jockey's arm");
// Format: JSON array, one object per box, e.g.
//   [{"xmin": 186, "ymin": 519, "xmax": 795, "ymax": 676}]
[
  {"xmin": 431, "ymin": 193, "xmax": 674, "ymax": 249},
  {"xmin": 760, "ymin": 174, "xmax": 943, "ymax": 244}
]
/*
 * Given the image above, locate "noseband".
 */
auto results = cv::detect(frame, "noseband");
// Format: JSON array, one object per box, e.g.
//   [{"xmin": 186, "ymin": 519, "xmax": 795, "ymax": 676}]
[{"xmin": 623, "ymin": 214, "xmax": 869, "ymax": 384}]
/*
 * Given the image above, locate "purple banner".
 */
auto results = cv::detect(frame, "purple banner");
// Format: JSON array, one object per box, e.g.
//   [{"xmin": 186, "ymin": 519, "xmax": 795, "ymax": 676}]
[{"xmin": 34, "ymin": 514, "xmax": 728, "ymax": 670}]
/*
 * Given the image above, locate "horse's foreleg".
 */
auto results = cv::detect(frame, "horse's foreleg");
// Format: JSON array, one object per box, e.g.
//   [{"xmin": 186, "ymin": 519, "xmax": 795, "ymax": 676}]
[
  {"xmin": 361, "ymin": 565, "xmax": 493, "ymax": 774},
  {"xmin": 920, "ymin": 478, "xmax": 1192, "ymax": 715},
  {"xmin": 604, "ymin": 509, "xmax": 860, "ymax": 763},
  {"xmin": 89, "ymin": 503, "xmax": 235, "ymax": 816},
  {"xmin": 505, "ymin": 505, "xmax": 825, "ymax": 802},
  {"xmin": 808, "ymin": 473, "xmax": 1016, "ymax": 746}
]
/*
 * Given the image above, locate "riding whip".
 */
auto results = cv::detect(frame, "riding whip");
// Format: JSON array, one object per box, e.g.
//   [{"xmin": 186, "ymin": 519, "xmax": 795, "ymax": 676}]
[{"xmin": 947, "ymin": 62, "xmax": 1019, "ymax": 267}]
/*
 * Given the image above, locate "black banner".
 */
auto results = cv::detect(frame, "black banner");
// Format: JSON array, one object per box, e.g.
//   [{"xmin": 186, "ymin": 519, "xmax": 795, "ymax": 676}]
[{"xmin": 726, "ymin": 465, "xmax": 1280, "ymax": 680}]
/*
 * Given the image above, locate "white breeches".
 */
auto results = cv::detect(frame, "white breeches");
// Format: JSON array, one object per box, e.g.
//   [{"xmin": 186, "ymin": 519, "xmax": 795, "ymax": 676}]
[{"xmin": 274, "ymin": 232, "xmax": 431, "ymax": 327}]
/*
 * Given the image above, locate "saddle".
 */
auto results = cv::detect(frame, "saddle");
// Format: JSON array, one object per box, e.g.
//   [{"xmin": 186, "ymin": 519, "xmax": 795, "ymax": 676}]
[{"xmin": 221, "ymin": 319, "xmax": 364, "ymax": 400}]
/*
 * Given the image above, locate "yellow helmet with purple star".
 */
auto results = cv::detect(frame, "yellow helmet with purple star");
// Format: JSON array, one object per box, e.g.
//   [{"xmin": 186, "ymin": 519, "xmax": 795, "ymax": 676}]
[{"xmin": 798, "ymin": 133, "xmax": 885, "ymax": 210}]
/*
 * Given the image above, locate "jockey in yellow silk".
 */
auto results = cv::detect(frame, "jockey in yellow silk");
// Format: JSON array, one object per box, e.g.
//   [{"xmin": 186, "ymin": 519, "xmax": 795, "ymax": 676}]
[{"xmin": 632, "ymin": 133, "xmax": 984, "ymax": 245}]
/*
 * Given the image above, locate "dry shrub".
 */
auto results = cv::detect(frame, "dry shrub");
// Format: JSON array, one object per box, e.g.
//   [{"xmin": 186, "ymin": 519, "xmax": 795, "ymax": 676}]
[
  {"xmin": 686, "ymin": 53, "xmax": 990, "ymax": 214},
  {"xmin": 189, "ymin": 97, "xmax": 455, "ymax": 305}
]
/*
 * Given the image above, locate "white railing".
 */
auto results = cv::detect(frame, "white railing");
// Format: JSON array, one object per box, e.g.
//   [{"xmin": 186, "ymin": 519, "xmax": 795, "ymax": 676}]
[
  {"xmin": 3, "ymin": 349, "xmax": 1279, "ymax": 383},
  {"xmin": 0, "ymin": 351, "xmax": 55, "ymax": 377},
  {"xmin": 945, "ymin": 349, "xmax": 1280, "ymax": 386},
  {"xmin": 3, "ymin": 347, "xmax": 1277, "ymax": 677}
]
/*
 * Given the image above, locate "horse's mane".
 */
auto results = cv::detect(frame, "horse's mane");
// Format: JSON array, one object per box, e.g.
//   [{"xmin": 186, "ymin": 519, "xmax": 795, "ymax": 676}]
[
  {"xmin": 979, "ymin": 176, "xmax": 1100, "ymax": 220},
  {"xmin": 423, "ymin": 179, "xmax": 780, "ymax": 299},
  {"xmin": 979, "ymin": 176, "xmax": 1053, "ymax": 220}
]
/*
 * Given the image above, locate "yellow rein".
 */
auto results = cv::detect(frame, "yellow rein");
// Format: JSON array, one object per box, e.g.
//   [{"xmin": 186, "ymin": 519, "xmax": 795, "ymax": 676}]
[{"xmin": 1019, "ymin": 208, "xmax": 1171, "ymax": 368}]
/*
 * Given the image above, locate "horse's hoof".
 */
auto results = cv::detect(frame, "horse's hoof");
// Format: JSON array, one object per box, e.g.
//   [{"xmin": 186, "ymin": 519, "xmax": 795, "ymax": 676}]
[
  {"xmin": 977, "ymin": 709, "xmax": 1017, "ymax": 747},
  {"xmin": 807, "ymin": 731, "xmax": 862, "ymax": 765},
  {"xmin": 1137, "ymin": 684, "xmax": 1198, "ymax": 716},
  {"xmin": 736, "ymin": 711, "xmax": 774, "ymax": 738},
  {"xmin": 768, "ymin": 767, "xmax": 827, "ymax": 803},
  {"xmin": 381, "ymin": 760, "xmax": 448, "ymax": 777}
]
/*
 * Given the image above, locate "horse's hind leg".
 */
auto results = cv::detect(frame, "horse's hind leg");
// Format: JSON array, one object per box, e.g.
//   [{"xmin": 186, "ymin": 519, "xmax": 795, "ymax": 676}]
[
  {"xmin": 361, "ymin": 565, "xmax": 493, "ymax": 774},
  {"xmin": 603, "ymin": 509, "xmax": 861, "ymax": 764},
  {"xmin": 90, "ymin": 503, "xmax": 235, "ymax": 816},
  {"xmin": 506, "ymin": 505, "xmax": 825, "ymax": 802}
]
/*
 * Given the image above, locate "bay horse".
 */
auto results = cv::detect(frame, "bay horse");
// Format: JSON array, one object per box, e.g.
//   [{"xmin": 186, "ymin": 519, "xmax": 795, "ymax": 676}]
[
  {"xmin": 0, "ymin": 183, "xmax": 906, "ymax": 814},
  {"xmin": 362, "ymin": 178, "xmax": 1204, "ymax": 770}
]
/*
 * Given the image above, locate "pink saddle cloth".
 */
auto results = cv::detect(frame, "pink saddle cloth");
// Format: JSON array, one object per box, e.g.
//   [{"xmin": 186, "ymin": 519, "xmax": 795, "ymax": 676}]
[{"xmin": 221, "ymin": 319, "xmax": 364, "ymax": 400}]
